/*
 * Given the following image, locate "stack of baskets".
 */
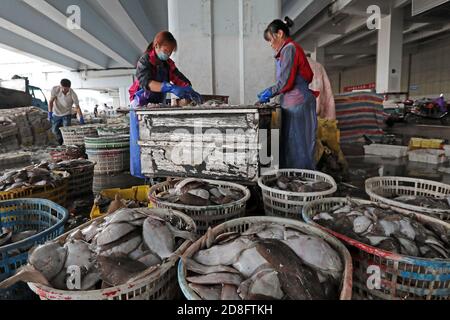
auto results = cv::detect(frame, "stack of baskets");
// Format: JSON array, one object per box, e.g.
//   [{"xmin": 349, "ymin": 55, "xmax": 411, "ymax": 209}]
[
  {"xmin": 258, "ymin": 169, "xmax": 337, "ymax": 220},
  {"xmin": 60, "ymin": 124, "xmax": 105, "ymax": 146},
  {"xmin": 85, "ymin": 135, "xmax": 130, "ymax": 175},
  {"xmin": 302, "ymin": 198, "xmax": 450, "ymax": 300},
  {"xmin": 149, "ymin": 179, "xmax": 251, "ymax": 235},
  {"xmin": 365, "ymin": 176, "xmax": 450, "ymax": 222},
  {"xmin": 0, "ymin": 199, "xmax": 68, "ymax": 299}
]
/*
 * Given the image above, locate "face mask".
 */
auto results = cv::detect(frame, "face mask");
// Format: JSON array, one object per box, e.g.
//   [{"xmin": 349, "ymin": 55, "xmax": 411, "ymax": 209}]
[{"xmin": 157, "ymin": 50, "xmax": 170, "ymax": 61}]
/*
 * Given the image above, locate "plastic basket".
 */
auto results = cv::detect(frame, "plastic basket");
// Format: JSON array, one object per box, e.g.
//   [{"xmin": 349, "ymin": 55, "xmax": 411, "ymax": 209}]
[
  {"xmin": 86, "ymin": 148, "xmax": 130, "ymax": 175},
  {"xmin": 0, "ymin": 188, "xmax": 33, "ymax": 202},
  {"xmin": 62, "ymin": 161, "xmax": 96, "ymax": 199},
  {"xmin": 28, "ymin": 208, "xmax": 196, "ymax": 300},
  {"xmin": 84, "ymin": 135, "xmax": 130, "ymax": 150},
  {"xmin": 366, "ymin": 176, "xmax": 450, "ymax": 221},
  {"xmin": 29, "ymin": 173, "xmax": 70, "ymax": 207},
  {"xmin": 302, "ymin": 197, "xmax": 450, "ymax": 300},
  {"xmin": 258, "ymin": 169, "xmax": 337, "ymax": 220},
  {"xmin": 49, "ymin": 146, "xmax": 85, "ymax": 162},
  {"xmin": 60, "ymin": 125, "xmax": 104, "ymax": 146},
  {"xmin": 90, "ymin": 185, "xmax": 151, "ymax": 219},
  {"xmin": 178, "ymin": 216, "xmax": 353, "ymax": 300},
  {"xmin": 149, "ymin": 179, "xmax": 251, "ymax": 235},
  {"xmin": 0, "ymin": 199, "xmax": 69, "ymax": 283},
  {"xmin": 409, "ymin": 138, "xmax": 444, "ymax": 150}
]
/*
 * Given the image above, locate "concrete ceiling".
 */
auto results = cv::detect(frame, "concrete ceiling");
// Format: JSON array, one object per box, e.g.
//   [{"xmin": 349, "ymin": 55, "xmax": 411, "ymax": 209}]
[
  {"xmin": 1, "ymin": 0, "xmax": 449, "ymax": 75},
  {"xmin": 290, "ymin": 0, "xmax": 450, "ymax": 71}
]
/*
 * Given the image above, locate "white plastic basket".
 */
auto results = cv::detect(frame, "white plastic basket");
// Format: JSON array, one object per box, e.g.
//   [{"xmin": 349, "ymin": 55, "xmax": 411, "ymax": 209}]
[
  {"xmin": 86, "ymin": 148, "xmax": 130, "ymax": 175},
  {"xmin": 178, "ymin": 216, "xmax": 353, "ymax": 300},
  {"xmin": 149, "ymin": 179, "xmax": 251, "ymax": 235},
  {"xmin": 408, "ymin": 149, "xmax": 446, "ymax": 164},
  {"xmin": 364, "ymin": 144, "xmax": 408, "ymax": 158},
  {"xmin": 258, "ymin": 169, "xmax": 337, "ymax": 220},
  {"xmin": 366, "ymin": 176, "xmax": 450, "ymax": 221},
  {"xmin": 27, "ymin": 208, "xmax": 196, "ymax": 300},
  {"xmin": 60, "ymin": 125, "xmax": 105, "ymax": 146}
]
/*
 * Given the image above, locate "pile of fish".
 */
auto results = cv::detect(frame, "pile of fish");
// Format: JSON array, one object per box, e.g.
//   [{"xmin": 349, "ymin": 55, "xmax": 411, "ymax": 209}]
[
  {"xmin": 267, "ymin": 175, "xmax": 334, "ymax": 193},
  {"xmin": 392, "ymin": 195, "xmax": 450, "ymax": 210},
  {"xmin": 313, "ymin": 199, "xmax": 449, "ymax": 259},
  {"xmin": 0, "ymin": 163, "xmax": 68, "ymax": 192},
  {"xmin": 0, "ymin": 228, "xmax": 38, "ymax": 251},
  {"xmin": 184, "ymin": 222, "xmax": 344, "ymax": 300},
  {"xmin": 0, "ymin": 208, "xmax": 196, "ymax": 291},
  {"xmin": 94, "ymin": 194, "xmax": 149, "ymax": 214},
  {"xmin": 48, "ymin": 159, "xmax": 93, "ymax": 172},
  {"xmin": 156, "ymin": 179, "xmax": 245, "ymax": 206}
]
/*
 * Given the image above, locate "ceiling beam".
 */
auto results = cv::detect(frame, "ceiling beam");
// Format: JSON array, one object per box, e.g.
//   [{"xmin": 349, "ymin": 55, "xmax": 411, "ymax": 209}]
[
  {"xmin": 404, "ymin": 22, "xmax": 450, "ymax": 43},
  {"xmin": 0, "ymin": 27, "xmax": 79, "ymax": 70},
  {"xmin": 0, "ymin": 0, "xmax": 109, "ymax": 69},
  {"xmin": 326, "ymin": 45, "xmax": 376, "ymax": 55},
  {"xmin": 23, "ymin": 0, "xmax": 134, "ymax": 68},
  {"xmin": 119, "ymin": 0, "xmax": 157, "ymax": 43},
  {"xmin": 283, "ymin": 0, "xmax": 333, "ymax": 37},
  {"xmin": 317, "ymin": 17, "xmax": 368, "ymax": 47},
  {"xmin": 95, "ymin": 0, "xmax": 148, "ymax": 52},
  {"xmin": 45, "ymin": 0, "xmax": 140, "ymax": 67}
]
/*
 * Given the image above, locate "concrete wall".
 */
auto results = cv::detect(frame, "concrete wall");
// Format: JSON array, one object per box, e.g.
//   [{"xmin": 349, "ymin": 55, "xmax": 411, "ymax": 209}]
[
  {"xmin": 328, "ymin": 35, "xmax": 450, "ymax": 98},
  {"xmin": 168, "ymin": 0, "xmax": 281, "ymax": 105}
]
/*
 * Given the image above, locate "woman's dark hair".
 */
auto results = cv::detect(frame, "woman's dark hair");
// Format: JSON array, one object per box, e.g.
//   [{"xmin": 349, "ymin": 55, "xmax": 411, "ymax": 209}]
[
  {"xmin": 264, "ymin": 17, "xmax": 294, "ymax": 41},
  {"xmin": 60, "ymin": 79, "xmax": 71, "ymax": 88},
  {"xmin": 147, "ymin": 31, "xmax": 178, "ymax": 52}
]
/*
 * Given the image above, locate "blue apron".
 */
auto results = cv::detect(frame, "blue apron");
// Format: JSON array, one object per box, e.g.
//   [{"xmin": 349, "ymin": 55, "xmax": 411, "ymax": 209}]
[
  {"xmin": 130, "ymin": 64, "xmax": 169, "ymax": 179},
  {"xmin": 277, "ymin": 60, "xmax": 318, "ymax": 170}
]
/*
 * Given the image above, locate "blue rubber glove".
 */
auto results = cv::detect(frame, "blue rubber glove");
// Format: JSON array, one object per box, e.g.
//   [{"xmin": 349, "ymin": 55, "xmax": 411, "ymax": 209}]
[
  {"xmin": 79, "ymin": 116, "xmax": 85, "ymax": 125},
  {"xmin": 257, "ymin": 88, "xmax": 274, "ymax": 104},
  {"xmin": 160, "ymin": 82, "xmax": 189, "ymax": 99},
  {"xmin": 135, "ymin": 89, "xmax": 151, "ymax": 106},
  {"xmin": 48, "ymin": 112, "xmax": 53, "ymax": 121},
  {"xmin": 185, "ymin": 87, "xmax": 203, "ymax": 105}
]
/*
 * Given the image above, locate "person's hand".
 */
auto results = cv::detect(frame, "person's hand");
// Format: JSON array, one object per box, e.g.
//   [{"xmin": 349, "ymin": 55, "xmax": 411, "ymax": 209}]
[
  {"xmin": 257, "ymin": 88, "xmax": 274, "ymax": 104},
  {"xmin": 48, "ymin": 112, "xmax": 53, "ymax": 121},
  {"xmin": 185, "ymin": 87, "xmax": 203, "ymax": 105},
  {"xmin": 160, "ymin": 82, "xmax": 190, "ymax": 99},
  {"xmin": 79, "ymin": 116, "xmax": 85, "ymax": 125},
  {"xmin": 136, "ymin": 89, "xmax": 151, "ymax": 106}
]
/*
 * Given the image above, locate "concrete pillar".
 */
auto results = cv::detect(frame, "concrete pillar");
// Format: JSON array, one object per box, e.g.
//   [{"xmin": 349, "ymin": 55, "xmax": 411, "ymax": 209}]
[
  {"xmin": 119, "ymin": 86, "xmax": 129, "ymax": 108},
  {"xmin": 311, "ymin": 47, "xmax": 325, "ymax": 65},
  {"xmin": 376, "ymin": 7, "xmax": 403, "ymax": 94},
  {"xmin": 168, "ymin": 0, "xmax": 280, "ymax": 105}
]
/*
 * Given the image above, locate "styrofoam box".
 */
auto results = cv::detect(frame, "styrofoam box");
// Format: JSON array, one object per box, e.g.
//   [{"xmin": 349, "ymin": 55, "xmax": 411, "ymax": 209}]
[
  {"xmin": 408, "ymin": 149, "xmax": 447, "ymax": 164},
  {"xmin": 364, "ymin": 144, "xmax": 409, "ymax": 158}
]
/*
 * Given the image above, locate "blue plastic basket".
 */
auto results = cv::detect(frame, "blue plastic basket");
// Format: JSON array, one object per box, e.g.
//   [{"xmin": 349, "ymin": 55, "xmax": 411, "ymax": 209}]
[{"xmin": 0, "ymin": 199, "xmax": 69, "ymax": 283}]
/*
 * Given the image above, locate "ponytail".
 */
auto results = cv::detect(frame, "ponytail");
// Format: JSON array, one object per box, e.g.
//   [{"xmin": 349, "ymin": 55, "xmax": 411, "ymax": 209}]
[{"xmin": 264, "ymin": 16, "xmax": 295, "ymax": 41}]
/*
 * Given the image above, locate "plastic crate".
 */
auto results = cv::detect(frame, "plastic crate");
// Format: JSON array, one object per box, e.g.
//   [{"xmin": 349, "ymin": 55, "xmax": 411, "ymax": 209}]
[
  {"xmin": 90, "ymin": 185, "xmax": 151, "ymax": 219},
  {"xmin": 302, "ymin": 197, "xmax": 450, "ymax": 300},
  {"xmin": 364, "ymin": 144, "xmax": 408, "ymax": 158},
  {"xmin": 0, "ymin": 199, "xmax": 69, "ymax": 283},
  {"xmin": 0, "ymin": 188, "xmax": 33, "ymax": 202},
  {"xmin": 149, "ymin": 179, "xmax": 251, "ymax": 235},
  {"xmin": 178, "ymin": 216, "xmax": 353, "ymax": 300},
  {"xmin": 28, "ymin": 208, "xmax": 196, "ymax": 300},
  {"xmin": 258, "ymin": 169, "xmax": 337, "ymax": 220},
  {"xmin": 365, "ymin": 176, "xmax": 450, "ymax": 221},
  {"xmin": 86, "ymin": 148, "xmax": 130, "ymax": 175},
  {"xmin": 408, "ymin": 149, "xmax": 446, "ymax": 164}
]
